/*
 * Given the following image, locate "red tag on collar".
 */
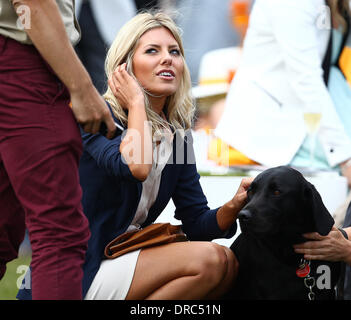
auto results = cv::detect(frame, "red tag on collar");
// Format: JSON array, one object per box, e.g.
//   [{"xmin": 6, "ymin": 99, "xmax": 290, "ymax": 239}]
[{"xmin": 296, "ymin": 263, "xmax": 310, "ymax": 278}]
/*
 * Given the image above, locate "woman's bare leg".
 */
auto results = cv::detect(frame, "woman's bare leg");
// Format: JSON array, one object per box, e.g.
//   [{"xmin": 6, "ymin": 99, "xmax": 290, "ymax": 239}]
[
  {"xmin": 205, "ymin": 245, "xmax": 238, "ymax": 299},
  {"xmin": 125, "ymin": 241, "xmax": 238, "ymax": 300}
]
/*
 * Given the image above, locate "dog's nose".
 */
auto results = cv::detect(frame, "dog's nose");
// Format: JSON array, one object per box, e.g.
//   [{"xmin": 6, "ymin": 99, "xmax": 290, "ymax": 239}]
[{"xmin": 238, "ymin": 209, "xmax": 252, "ymax": 222}]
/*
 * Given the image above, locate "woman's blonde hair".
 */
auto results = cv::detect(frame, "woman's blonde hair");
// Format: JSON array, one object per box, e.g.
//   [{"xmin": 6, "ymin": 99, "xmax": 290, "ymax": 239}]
[
  {"xmin": 328, "ymin": 0, "xmax": 350, "ymax": 33},
  {"xmin": 103, "ymin": 11, "xmax": 195, "ymax": 135}
]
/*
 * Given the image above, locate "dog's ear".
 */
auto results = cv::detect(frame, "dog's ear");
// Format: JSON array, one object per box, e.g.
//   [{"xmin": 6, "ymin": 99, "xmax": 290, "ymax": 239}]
[{"xmin": 304, "ymin": 182, "xmax": 334, "ymax": 236}]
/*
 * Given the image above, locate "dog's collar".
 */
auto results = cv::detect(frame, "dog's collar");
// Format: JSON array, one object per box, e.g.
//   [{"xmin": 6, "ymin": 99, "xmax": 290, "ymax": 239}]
[
  {"xmin": 296, "ymin": 258, "xmax": 316, "ymax": 300},
  {"xmin": 296, "ymin": 258, "xmax": 311, "ymax": 278}
]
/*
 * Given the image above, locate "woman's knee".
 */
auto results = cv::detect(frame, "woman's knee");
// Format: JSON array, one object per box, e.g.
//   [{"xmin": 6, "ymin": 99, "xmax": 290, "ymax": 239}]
[
  {"xmin": 222, "ymin": 246, "xmax": 239, "ymax": 281},
  {"xmin": 223, "ymin": 246, "xmax": 238, "ymax": 270},
  {"xmin": 192, "ymin": 242, "xmax": 230, "ymax": 284}
]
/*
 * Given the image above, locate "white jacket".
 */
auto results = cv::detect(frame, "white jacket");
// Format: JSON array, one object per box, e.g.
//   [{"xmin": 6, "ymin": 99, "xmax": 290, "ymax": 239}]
[
  {"xmin": 215, "ymin": 0, "xmax": 351, "ymax": 167},
  {"xmin": 75, "ymin": 0, "xmax": 136, "ymax": 45}
]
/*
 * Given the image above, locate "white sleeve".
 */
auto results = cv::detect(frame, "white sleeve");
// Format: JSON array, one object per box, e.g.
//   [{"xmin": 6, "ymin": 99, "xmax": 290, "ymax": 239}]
[
  {"xmin": 90, "ymin": 0, "xmax": 136, "ymax": 46},
  {"xmin": 265, "ymin": 0, "xmax": 351, "ymax": 166}
]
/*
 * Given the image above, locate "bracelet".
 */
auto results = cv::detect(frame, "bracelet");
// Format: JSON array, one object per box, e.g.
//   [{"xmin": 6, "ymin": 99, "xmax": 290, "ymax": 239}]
[{"xmin": 338, "ymin": 228, "xmax": 349, "ymax": 240}]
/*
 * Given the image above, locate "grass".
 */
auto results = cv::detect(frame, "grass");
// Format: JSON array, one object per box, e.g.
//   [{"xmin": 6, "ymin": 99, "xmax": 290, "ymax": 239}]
[
  {"xmin": 0, "ymin": 254, "xmax": 31, "ymax": 300},
  {"xmin": 199, "ymin": 171, "xmax": 249, "ymax": 177}
]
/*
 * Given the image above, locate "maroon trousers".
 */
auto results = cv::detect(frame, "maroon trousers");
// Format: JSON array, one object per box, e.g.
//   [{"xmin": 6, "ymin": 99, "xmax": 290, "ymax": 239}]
[{"xmin": 0, "ymin": 35, "xmax": 90, "ymax": 299}]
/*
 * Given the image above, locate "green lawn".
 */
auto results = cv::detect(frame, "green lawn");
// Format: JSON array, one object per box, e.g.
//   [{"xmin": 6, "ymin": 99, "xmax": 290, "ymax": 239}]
[{"xmin": 0, "ymin": 255, "xmax": 31, "ymax": 300}]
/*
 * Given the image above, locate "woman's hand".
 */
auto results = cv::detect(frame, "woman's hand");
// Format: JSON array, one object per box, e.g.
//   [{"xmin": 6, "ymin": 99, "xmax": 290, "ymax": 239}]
[
  {"xmin": 109, "ymin": 63, "xmax": 152, "ymax": 181},
  {"xmin": 294, "ymin": 227, "xmax": 351, "ymax": 264},
  {"xmin": 216, "ymin": 177, "xmax": 254, "ymax": 232},
  {"xmin": 108, "ymin": 63, "xmax": 144, "ymax": 110},
  {"xmin": 230, "ymin": 177, "xmax": 254, "ymax": 217}
]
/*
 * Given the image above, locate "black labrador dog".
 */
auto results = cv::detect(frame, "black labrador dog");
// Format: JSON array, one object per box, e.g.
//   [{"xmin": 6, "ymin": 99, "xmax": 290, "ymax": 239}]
[{"xmin": 226, "ymin": 166, "xmax": 341, "ymax": 300}]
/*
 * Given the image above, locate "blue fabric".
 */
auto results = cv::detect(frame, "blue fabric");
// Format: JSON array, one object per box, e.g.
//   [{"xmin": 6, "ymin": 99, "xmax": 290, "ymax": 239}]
[
  {"xmin": 17, "ymin": 103, "xmax": 237, "ymax": 300},
  {"xmin": 328, "ymin": 66, "xmax": 351, "ymax": 139},
  {"xmin": 290, "ymin": 135, "xmax": 330, "ymax": 170},
  {"xmin": 328, "ymin": 28, "xmax": 351, "ymax": 138},
  {"xmin": 331, "ymin": 28, "xmax": 343, "ymax": 65},
  {"xmin": 291, "ymin": 28, "xmax": 351, "ymax": 168},
  {"xmin": 328, "ymin": 27, "xmax": 351, "ymax": 139}
]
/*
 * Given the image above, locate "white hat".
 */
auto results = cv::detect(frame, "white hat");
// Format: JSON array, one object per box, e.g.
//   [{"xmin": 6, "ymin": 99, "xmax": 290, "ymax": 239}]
[{"xmin": 192, "ymin": 47, "xmax": 242, "ymax": 99}]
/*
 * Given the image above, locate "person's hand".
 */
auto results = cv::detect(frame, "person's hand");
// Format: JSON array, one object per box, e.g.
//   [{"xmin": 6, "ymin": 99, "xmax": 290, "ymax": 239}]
[
  {"xmin": 293, "ymin": 226, "xmax": 351, "ymax": 262},
  {"xmin": 216, "ymin": 177, "xmax": 254, "ymax": 232},
  {"xmin": 230, "ymin": 177, "xmax": 254, "ymax": 216},
  {"xmin": 70, "ymin": 82, "xmax": 116, "ymax": 139},
  {"xmin": 108, "ymin": 63, "xmax": 145, "ymax": 110}
]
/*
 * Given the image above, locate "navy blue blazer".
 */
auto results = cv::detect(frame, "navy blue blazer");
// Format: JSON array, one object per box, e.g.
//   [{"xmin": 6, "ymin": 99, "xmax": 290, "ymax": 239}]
[{"xmin": 17, "ymin": 104, "xmax": 237, "ymax": 299}]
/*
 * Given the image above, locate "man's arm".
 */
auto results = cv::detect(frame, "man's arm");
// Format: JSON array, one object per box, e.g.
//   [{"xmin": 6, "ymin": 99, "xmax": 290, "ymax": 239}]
[{"xmin": 12, "ymin": 0, "xmax": 116, "ymax": 137}]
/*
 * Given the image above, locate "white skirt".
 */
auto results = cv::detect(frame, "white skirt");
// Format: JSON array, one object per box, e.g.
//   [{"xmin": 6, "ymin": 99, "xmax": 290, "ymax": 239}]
[{"xmin": 84, "ymin": 249, "xmax": 141, "ymax": 300}]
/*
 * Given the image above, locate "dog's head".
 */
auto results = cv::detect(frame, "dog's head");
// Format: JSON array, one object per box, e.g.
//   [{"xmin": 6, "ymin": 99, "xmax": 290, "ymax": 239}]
[{"xmin": 238, "ymin": 166, "xmax": 334, "ymax": 243}]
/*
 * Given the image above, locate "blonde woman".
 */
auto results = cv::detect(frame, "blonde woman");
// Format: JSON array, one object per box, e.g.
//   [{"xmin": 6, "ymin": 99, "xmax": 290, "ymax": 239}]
[
  {"xmin": 89, "ymin": 11, "xmax": 254, "ymax": 300},
  {"xmin": 17, "ymin": 11, "xmax": 252, "ymax": 300}
]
